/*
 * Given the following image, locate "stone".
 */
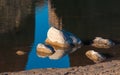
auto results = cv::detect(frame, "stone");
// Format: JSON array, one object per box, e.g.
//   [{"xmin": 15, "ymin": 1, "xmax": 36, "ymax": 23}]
[
  {"xmin": 85, "ymin": 50, "xmax": 106, "ymax": 63},
  {"xmin": 46, "ymin": 27, "xmax": 82, "ymax": 52},
  {"xmin": 91, "ymin": 37, "xmax": 115, "ymax": 48}
]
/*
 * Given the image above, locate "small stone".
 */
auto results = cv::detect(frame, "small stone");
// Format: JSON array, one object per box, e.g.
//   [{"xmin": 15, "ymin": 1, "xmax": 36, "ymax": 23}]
[
  {"xmin": 36, "ymin": 43, "xmax": 55, "ymax": 58},
  {"xmin": 85, "ymin": 50, "xmax": 106, "ymax": 63},
  {"xmin": 16, "ymin": 50, "xmax": 26, "ymax": 56},
  {"xmin": 92, "ymin": 37, "xmax": 115, "ymax": 48}
]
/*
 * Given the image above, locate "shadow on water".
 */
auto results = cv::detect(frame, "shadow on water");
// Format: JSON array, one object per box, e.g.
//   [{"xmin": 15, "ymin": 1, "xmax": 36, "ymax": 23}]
[{"xmin": 25, "ymin": 3, "xmax": 70, "ymax": 70}]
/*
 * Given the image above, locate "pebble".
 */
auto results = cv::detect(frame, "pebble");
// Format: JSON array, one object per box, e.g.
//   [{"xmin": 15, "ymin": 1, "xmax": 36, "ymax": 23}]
[{"xmin": 16, "ymin": 50, "xmax": 26, "ymax": 56}]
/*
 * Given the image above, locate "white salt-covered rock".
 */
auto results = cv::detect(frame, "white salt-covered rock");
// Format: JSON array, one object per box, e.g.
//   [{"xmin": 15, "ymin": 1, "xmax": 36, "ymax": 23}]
[
  {"xmin": 48, "ymin": 50, "xmax": 66, "ymax": 60},
  {"xmin": 46, "ymin": 27, "xmax": 82, "ymax": 52},
  {"xmin": 92, "ymin": 37, "xmax": 115, "ymax": 48},
  {"xmin": 36, "ymin": 43, "xmax": 55, "ymax": 58},
  {"xmin": 85, "ymin": 50, "xmax": 106, "ymax": 63}
]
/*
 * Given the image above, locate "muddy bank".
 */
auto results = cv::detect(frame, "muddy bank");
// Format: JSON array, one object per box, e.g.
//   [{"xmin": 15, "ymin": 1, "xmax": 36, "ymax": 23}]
[{"xmin": 1, "ymin": 60, "xmax": 120, "ymax": 75}]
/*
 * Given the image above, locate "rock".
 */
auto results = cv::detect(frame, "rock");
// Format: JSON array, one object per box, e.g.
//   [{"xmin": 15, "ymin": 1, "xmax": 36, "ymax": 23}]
[
  {"xmin": 46, "ymin": 27, "xmax": 82, "ymax": 52},
  {"xmin": 36, "ymin": 43, "xmax": 55, "ymax": 58},
  {"xmin": 16, "ymin": 50, "xmax": 26, "ymax": 56},
  {"xmin": 46, "ymin": 27, "xmax": 70, "ymax": 49},
  {"xmin": 91, "ymin": 37, "xmax": 115, "ymax": 48},
  {"xmin": 85, "ymin": 50, "xmax": 106, "ymax": 63}
]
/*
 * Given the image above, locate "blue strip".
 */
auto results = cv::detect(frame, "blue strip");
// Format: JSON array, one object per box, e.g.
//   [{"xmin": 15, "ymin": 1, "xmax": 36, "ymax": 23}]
[{"xmin": 25, "ymin": 4, "xmax": 70, "ymax": 70}]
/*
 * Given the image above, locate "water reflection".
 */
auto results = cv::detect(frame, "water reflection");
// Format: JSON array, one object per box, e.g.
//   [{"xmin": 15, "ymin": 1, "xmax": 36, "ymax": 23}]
[{"xmin": 25, "ymin": 4, "xmax": 70, "ymax": 70}]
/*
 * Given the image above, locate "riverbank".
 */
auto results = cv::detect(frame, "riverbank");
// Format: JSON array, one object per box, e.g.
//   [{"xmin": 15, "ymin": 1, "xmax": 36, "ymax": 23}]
[{"xmin": 1, "ymin": 60, "xmax": 120, "ymax": 75}]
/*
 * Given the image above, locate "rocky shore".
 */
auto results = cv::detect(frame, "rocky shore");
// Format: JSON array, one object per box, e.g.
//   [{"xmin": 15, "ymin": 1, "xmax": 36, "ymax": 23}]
[{"xmin": 1, "ymin": 60, "xmax": 120, "ymax": 75}]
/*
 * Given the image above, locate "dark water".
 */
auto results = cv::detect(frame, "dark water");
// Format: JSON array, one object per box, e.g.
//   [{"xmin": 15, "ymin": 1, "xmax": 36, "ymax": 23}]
[{"xmin": 1, "ymin": 0, "xmax": 120, "ymax": 72}]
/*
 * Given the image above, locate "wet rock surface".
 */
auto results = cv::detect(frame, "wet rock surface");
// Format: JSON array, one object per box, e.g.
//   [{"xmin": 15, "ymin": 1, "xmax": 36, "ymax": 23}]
[{"xmin": 1, "ymin": 60, "xmax": 120, "ymax": 75}]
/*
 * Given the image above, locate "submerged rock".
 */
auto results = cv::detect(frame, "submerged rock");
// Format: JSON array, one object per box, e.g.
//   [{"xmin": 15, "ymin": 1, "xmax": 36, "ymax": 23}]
[
  {"xmin": 85, "ymin": 50, "xmax": 106, "ymax": 63},
  {"xmin": 46, "ymin": 27, "xmax": 82, "ymax": 52},
  {"xmin": 36, "ymin": 43, "xmax": 55, "ymax": 58},
  {"xmin": 91, "ymin": 37, "xmax": 115, "ymax": 48}
]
